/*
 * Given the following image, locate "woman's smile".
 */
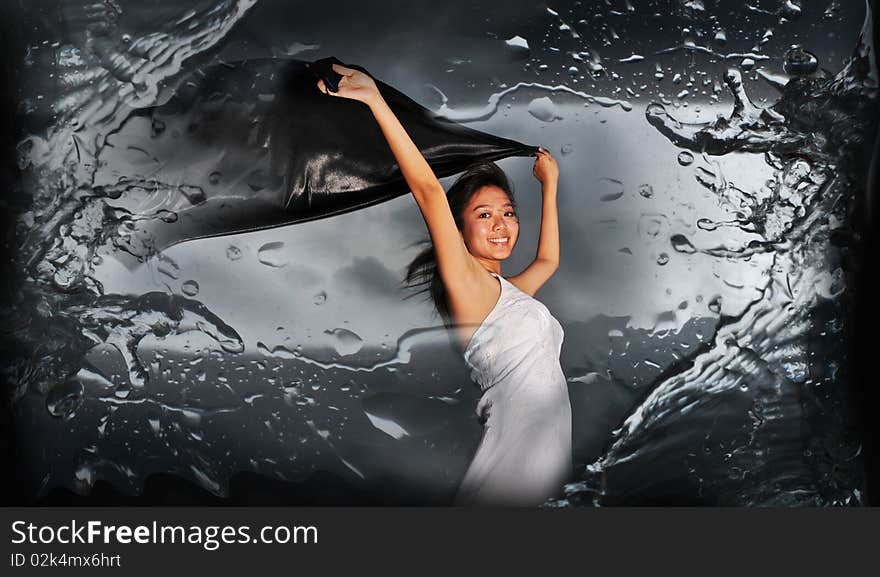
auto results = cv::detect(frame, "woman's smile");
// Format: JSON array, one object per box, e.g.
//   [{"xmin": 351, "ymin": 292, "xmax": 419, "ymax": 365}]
[{"xmin": 462, "ymin": 185, "xmax": 520, "ymax": 261}]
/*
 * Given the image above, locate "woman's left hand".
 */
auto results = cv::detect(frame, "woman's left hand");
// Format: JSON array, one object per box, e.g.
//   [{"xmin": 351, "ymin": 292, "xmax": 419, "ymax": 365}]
[
  {"xmin": 532, "ymin": 147, "xmax": 559, "ymax": 184},
  {"xmin": 317, "ymin": 63, "xmax": 382, "ymax": 107}
]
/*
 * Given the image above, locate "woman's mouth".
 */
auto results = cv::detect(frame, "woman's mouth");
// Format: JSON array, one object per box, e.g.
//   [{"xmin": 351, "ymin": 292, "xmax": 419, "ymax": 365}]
[{"xmin": 488, "ymin": 237, "xmax": 509, "ymax": 247}]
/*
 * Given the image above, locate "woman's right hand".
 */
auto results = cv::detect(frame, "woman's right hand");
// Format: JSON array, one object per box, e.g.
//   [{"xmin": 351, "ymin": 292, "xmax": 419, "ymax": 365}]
[
  {"xmin": 316, "ymin": 63, "xmax": 382, "ymax": 106},
  {"xmin": 532, "ymin": 147, "xmax": 559, "ymax": 185}
]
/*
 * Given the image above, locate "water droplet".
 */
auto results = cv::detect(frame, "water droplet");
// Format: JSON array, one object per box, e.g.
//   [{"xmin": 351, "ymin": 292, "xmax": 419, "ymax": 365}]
[
  {"xmin": 656, "ymin": 253, "xmax": 669, "ymax": 265},
  {"xmin": 46, "ymin": 379, "xmax": 84, "ymax": 420},
  {"xmin": 296, "ymin": 395, "xmax": 316, "ymax": 407},
  {"xmin": 505, "ymin": 36, "xmax": 528, "ymax": 49},
  {"xmin": 257, "ymin": 242, "xmax": 286, "ymax": 267},
  {"xmin": 527, "ymin": 97, "xmax": 563, "ymax": 122},
  {"xmin": 783, "ymin": 46, "xmax": 818, "ymax": 76},
  {"xmin": 313, "ymin": 291, "xmax": 327, "ymax": 305},
  {"xmin": 638, "ymin": 184, "xmax": 654, "ymax": 198},
  {"xmin": 680, "ymin": 0, "xmax": 705, "ymax": 15},
  {"xmin": 597, "ymin": 178, "xmax": 625, "ymax": 202},
  {"xmin": 181, "ymin": 280, "xmax": 199, "ymax": 296},
  {"xmin": 639, "ymin": 213, "xmax": 669, "ymax": 242},
  {"xmin": 670, "ymin": 234, "xmax": 697, "ymax": 254},
  {"xmin": 226, "ymin": 245, "xmax": 242, "ymax": 260},
  {"xmin": 283, "ymin": 380, "xmax": 303, "ymax": 405},
  {"xmin": 325, "ymin": 328, "xmax": 364, "ymax": 356},
  {"xmin": 158, "ymin": 210, "xmax": 178, "ymax": 223},
  {"xmin": 697, "ymin": 218, "xmax": 719, "ymax": 231},
  {"xmin": 677, "ymin": 151, "xmax": 694, "ymax": 166},
  {"xmin": 561, "ymin": 144, "xmax": 574, "ymax": 155},
  {"xmin": 708, "ymin": 296, "xmax": 722, "ymax": 313},
  {"xmin": 781, "ymin": 0, "xmax": 802, "ymax": 19},
  {"xmin": 209, "ymin": 171, "xmax": 222, "ymax": 185},
  {"xmin": 504, "ymin": 35, "xmax": 530, "ymax": 60}
]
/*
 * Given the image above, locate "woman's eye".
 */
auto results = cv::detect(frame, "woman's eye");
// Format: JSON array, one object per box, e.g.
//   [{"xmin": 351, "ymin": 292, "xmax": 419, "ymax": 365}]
[
  {"xmin": 479, "ymin": 213, "xmax": 490, "ymax": 218},
  {"xmin": 505, "ymin": 211, "xmax": 517, "ymax": 217}
]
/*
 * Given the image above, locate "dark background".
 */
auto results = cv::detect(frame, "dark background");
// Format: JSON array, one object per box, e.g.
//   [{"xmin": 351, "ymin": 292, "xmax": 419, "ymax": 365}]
[{"xmin": 1, "ymin": 0, "xmax": 877, "ymax": 506}]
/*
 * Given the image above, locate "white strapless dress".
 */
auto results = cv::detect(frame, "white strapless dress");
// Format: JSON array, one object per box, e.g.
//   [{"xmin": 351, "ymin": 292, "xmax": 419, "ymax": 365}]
[{"xmin": 455, "ymin": 272, "xmax": 572, "ymax": 506}]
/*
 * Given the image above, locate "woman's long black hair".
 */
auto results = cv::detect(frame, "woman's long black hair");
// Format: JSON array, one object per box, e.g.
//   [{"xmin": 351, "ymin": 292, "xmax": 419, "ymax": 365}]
[{"xmin": 403, "ymin": 161, "xmax": 516, "ymax": 327}]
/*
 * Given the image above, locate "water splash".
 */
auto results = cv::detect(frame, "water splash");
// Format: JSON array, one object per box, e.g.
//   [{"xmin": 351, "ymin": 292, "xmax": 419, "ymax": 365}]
[
  {"xmin": 552, "ymin": 3, "xmax": 876, "ymax": 507},
  {"xmin": 432, "ymin": 82, "xmax": 631, "ymax": 122},
  {"xmin": 6, "ymin": 0, "xmax": 260, "ymax": 499}
]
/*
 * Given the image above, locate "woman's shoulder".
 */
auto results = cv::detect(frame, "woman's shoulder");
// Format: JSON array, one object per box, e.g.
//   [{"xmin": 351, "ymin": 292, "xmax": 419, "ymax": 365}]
[
  {"xmin": 444, "ymin": 254, "xmax": 495, "ymax": 290},
  {"xmin": 446, "ymin": 263, "xmax": 504, "ymax": 346}
]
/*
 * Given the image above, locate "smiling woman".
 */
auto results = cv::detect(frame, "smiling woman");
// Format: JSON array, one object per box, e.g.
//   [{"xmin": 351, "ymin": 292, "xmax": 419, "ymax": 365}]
[
  {"xmin": 403, "ymin": 161, "xmax": 520, "ymax": 331},
  {"xmin": 319, "ymin": 63, "xmax": 571, "ymax": 506}
]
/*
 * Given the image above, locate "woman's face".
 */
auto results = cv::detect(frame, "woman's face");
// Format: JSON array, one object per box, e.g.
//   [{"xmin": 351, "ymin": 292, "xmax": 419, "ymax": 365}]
[{"xmin": 460, "ymin": 185, "xmax": 519, "ymax": 261}]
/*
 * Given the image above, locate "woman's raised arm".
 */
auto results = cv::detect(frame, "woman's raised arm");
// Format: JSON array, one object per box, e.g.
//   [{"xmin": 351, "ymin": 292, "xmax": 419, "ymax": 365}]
[
  {"xmin": 507, "ymin": 149, "xmax": 560, "ymax": 297},
  {"xmin": 318, "ymin": 64, "xmax": 478, "ymax": 289}
]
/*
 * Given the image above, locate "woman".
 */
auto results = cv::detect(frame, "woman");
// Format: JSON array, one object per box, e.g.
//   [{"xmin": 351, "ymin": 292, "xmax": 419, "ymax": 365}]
[{"xmin": 318, "ymin": 64, "xmax": 571, "ymax": 506}]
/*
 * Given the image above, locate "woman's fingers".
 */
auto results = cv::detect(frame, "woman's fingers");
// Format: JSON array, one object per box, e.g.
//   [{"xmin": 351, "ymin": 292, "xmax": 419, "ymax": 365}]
[
  {"xmin": 536, "ymin": 147, "xmax": 557, "ymax": 162},
  {"xmin": 332, "ymin": 63, "xmax": 357, "ymax": 75},
  {"xmin": 316, "ymin": 79, "xmax": 335, "ymax": 95},
  {"xmin": 316, "ymin": 78, "xmax": 340, "ymax": 96}
]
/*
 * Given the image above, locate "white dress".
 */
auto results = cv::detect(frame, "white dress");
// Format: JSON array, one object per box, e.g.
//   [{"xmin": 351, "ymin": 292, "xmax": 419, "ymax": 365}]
[{"xmin": 455, "ymin": 272, "xmax": 573, "ymax": 506}]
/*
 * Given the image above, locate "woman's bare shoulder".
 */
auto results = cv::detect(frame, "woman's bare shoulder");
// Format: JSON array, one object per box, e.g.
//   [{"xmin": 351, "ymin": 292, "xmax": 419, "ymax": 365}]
[{"xmin": 446, "ymin": 259, "xmax": 503, "ymax": 349}]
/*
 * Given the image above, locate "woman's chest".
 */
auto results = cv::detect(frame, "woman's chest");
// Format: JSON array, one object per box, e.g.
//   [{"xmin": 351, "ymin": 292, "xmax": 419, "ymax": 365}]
[{"xmin": 477, "ymin": 296, "xmax": 563, "ymax": 350}]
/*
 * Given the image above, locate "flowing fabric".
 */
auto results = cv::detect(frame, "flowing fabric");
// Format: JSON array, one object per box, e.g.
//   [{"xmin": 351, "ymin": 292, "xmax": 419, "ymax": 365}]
[
  {"xmin": 108, "ymin": 57, "xmax": 537, "ymax": 258},
  {"xmin": 456, "ymin": 273, "xmax": 573, "ymax": 506}
]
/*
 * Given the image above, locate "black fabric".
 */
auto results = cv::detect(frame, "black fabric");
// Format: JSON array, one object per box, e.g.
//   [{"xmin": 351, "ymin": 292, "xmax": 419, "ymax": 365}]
[{"xmin": 115, "ymin": 57, "xmax": 537, "ymax": 256}]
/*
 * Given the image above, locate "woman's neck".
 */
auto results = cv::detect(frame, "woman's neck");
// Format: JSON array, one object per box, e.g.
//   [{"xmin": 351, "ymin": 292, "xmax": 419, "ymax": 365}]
[{"xmin": 472, "ymin": 256, "xmax": 502, "ymax": 275}]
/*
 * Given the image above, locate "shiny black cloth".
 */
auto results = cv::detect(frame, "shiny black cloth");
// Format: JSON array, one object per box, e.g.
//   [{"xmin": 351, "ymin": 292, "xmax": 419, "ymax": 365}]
[{"xmin": 113, "ymin": 57, "xmax": 537, "ymax": 256}]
